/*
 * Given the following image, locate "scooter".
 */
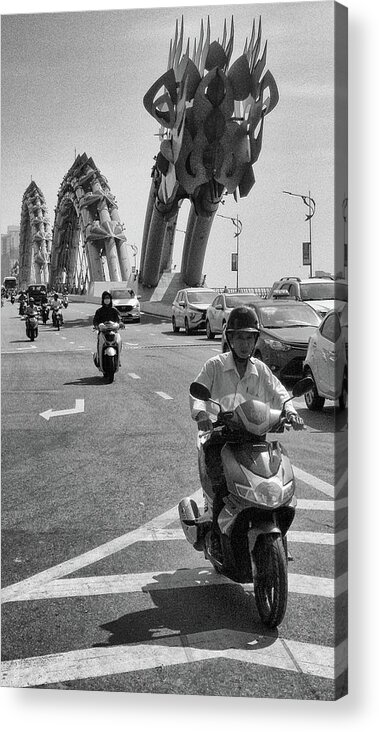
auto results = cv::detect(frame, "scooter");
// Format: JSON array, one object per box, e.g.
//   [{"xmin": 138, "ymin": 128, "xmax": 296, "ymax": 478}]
[
  {"xmin": 25, "ymin": 312, "xmax": 39, "ymax": 341},
  {"xmin": 52, "ymin": 307, "xmax": 63, "ymax": 330},
  {"xmin": 93, "ymin": 321, "xmax": 124, "ymax": 383},
  {"xmin": 178, "ymin": 377, "xmax": 312, "ymax": 629}
]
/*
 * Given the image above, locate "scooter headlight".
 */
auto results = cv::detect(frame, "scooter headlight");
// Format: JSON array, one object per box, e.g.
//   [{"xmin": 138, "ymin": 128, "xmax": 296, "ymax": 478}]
[{"xmin": 235, "ymin": 480, "xmax": 293, "ymax": 508}]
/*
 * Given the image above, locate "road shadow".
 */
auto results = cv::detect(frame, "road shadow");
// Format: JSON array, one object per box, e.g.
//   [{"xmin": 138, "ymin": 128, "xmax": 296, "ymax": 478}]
[
  {"xmin": 294, "ymin": 403, "xmax": 347, "ymax": 433},
  {"xmin": 94, "ymin": 568, "xmax": 277, "ymax": 649},
  {"xmin": 42, "ymin": 316, "xmax": 93, "ymax": 330},
  {"xmin": 64, "ymin": 375, "xmax": 108, "ymax": 386}
]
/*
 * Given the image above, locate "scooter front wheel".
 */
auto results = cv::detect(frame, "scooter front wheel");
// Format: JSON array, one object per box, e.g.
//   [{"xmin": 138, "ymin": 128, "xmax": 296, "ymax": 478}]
[
  {"xmin": 103, "ymin": 354, "xmax": 117, "ymax": 383},
  {"xmin": 253, "ymin": 534, "xmax": 288, "ymax": 628}
]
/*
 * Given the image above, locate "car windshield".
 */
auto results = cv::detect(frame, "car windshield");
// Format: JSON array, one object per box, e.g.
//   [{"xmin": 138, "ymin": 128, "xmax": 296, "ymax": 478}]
[
  {"xmin": 187, "ymin": 291, "xmax": 215, "ymax": 304},
  {"xmin": 110, "ymin": 290, "xmax": 135, "ymax": 299},
  {"xmin": 299, "ymin": 282, "xmax": 348, "ymax": 301},
  {"xmin": 224, "ymin": 294, "xmax": 261, "ymax": 307},
  {"xmin": 258, "ymin": 304, "xmax": 320, "ymax": 328}
]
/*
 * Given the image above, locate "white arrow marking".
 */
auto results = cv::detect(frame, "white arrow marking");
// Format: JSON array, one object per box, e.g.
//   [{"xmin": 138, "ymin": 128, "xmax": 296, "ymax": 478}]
[{"xmin": 40, "ymin": 399, "xmax": 84, "ymax": 421}]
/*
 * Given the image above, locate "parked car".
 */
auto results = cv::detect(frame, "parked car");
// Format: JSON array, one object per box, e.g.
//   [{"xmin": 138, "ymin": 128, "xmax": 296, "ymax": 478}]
[
  {"xmin": 108, "ymin": 288, "xmax": 141, "ymax": 323},
  {"xmin": 267, "ymin": 276, "xmax": 348, "ymax": 319},
  {"xmin": 302, "ymin": 304, "xmax": 348, "ymax": 410},
  {"xmin": 172, "ymin": 288, "xmax": 216, "ymax": 334},
  {"xmin": 205, "ymin": 292, "xmax": 263, "ymax": 339},
  {"xmin": 221, "ymin": 299, "xmax": 321, "ymax": 380}
]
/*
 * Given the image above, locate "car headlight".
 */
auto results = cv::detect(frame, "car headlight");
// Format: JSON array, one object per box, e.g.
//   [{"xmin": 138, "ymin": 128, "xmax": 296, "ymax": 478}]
[{"xmin": 266, "ymin": 339, "xmax": 291, "ymax": 351}]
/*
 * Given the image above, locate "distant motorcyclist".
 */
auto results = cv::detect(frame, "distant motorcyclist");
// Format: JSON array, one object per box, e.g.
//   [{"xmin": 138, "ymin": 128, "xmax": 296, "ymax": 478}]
[
  {"xmin": 189, "ymin": 306, "xmax": 304, "ymax": 561},
  {"xmin": 25, "ymin": 297, "xmax": 38, "ymax": 318},
  {"xmin": 93, "ymin": 290, "xmax": 124, "ymax": 367},
  {"xmin": 50, "ymin": 293, "xmax": 64, "ymax": 324},
  {"xmin": 18, "ymin": 291, "xmax": 28, "ymax": 315}
]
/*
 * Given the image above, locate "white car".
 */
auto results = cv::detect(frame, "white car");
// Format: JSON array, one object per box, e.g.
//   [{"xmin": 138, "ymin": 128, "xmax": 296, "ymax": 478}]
[
  {"xmin": 172, "ymin": 288, "xmax": 216, "ymax": 334},
  {"xmin": 303, "ymin": 305, "xmax": 348, "ymax": 410},
  {"xmin": 205, "ymin": 292, "xmax": 263, "ymax": 339},
  {"xmin": 268, "ymin": 276, "xmax": 348, "ymax": 320},
  {"xmin": 108, "ymin": 288, "xmax": 141, "ymax": 323}
]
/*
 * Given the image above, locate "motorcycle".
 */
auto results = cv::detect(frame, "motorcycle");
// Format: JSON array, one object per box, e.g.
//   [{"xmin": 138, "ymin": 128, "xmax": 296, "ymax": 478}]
[
  {"xmin": 62, "ymin": 295, "xmax": 69, "ymax": 309},
  {"xmin": 178, "ymin": 377, "xmax": 312, "ymax": 629},
  {"xmin": 19, "ymin": 300, "xmax": 27, "ymax": 316},
  {"xmin": 25, "ymin": 312, "xmax": 39, "ymax": 341},
  {"xmin": 52, "ymin": 307, "xmax": 63, "ymax": 330},
  {"xmin": 41, "ymin": 302, "xmax": 50, "ymax": 324},
  {"xmin": 10, "ymin": 294, "xmax": 15, "ymax": 304},
  {"xmin": 93, "ymin": 321, "xmax": 123, "ymax": 383}
]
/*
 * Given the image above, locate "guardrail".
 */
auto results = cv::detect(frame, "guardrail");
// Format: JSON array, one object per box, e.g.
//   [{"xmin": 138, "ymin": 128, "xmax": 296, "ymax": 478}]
[{"xmin": 213, "ymin": 287, "xmax": 271, "ymax": 298}]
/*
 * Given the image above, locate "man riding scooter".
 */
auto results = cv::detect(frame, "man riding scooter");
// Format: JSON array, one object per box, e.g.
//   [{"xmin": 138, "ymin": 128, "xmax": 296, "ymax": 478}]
[
  {"xmin": 190, "ymin": 306, "xmax": 304, "ymax": 562},
  {"xmin": 50, "ymin": 292, "xmax": 64, "ymax": 326}
]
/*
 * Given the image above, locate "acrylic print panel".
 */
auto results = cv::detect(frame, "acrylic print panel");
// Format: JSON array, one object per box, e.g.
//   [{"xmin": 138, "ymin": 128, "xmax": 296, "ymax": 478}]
[{"xmin": 1, "ymin": 0, "xmax": 347, "ymax": 701}]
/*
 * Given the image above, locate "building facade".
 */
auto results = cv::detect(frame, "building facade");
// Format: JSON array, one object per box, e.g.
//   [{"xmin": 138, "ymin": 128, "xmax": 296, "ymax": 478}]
[{"xmin": 1, "ymin": 225, "xmax": 20, "ymax": 281}]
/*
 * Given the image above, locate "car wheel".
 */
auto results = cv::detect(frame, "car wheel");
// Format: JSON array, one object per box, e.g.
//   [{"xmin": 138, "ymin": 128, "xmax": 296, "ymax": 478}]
[
  {"xmin": 206, "ymin": 320, "xmax": 215, "ymax": 340},
  {"xmin": 339, "ymin": 377, "xmax": 348, "ymax": 410},
  {"xmin": 184, "ymin": 318, "xmax": 191, "ymax": 336},
  {"xmin": 304, "ymin": 374, "xmax": 325, "ymax": 411},
  {"xmin": 172, "ymin": 316, "xmax": 180, "ymax": 333}
]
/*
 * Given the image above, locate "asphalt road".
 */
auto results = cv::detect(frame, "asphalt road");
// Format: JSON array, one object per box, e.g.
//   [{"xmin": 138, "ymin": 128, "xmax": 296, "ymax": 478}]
[{"xmin": 1, "ymin": 300, "xmax": 348, "ymax": 699}]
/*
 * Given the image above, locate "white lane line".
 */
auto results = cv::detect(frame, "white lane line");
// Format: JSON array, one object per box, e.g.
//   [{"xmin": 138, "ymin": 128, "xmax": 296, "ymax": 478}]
[
  {"xmin": 0, "ymin": 633, "xmax": 347, "ymax": 688},
  {"xmin": 127, "ymin": 373, "xmax": 141, "ymax": 380},
  {"xmin": 155, "ymin": 391, "xmax": 173, "ymax": 400},
  {"xmin": 297, "ymin": 497, "xmax": 347, "ymax": 511},
  {"xmin": 69, "ymin": 342, "xmax": 75, "ymax": 344},
  {"xmin": 212, "ymin": 348, "xmax": 220, "ymax": 352},
  {"xmin": 2, "ymin": 568, "xmax": 347, "ymax": 604},
  {"xmin": 124, "ymin": 342, "xmax": 139, "ymax": 346},
  {"xmin": 61, "ymin": 337, "xmax": 67, "ymax": 340},
  {"xmin": 134, "ymin": 527, "xmax": 347, "ymax": 546},
  {"xmin": 16, "ymin": 346, "xmax": 37, "ymax": 351},
  {"xmin": 293, "ymin": 466, "xmax": 334, "ymax": 498}
]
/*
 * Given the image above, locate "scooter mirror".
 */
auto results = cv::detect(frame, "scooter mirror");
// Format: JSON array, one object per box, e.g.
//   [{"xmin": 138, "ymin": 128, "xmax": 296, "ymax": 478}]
[
  {"xmin": 189, "ymin": 382, "xmax": 211, "ymax": 401},
  {"xmin": 292, "ymin": 377, "xmax": 314, "ymax": 398}
]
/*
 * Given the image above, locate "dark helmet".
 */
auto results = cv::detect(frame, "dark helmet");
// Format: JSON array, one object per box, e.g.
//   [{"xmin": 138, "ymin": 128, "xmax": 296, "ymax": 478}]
[
  {"xmin": 226, "ymin": 306, "xmax": 259, "ymax": 334},
  {"xmin": 225, "ymin": 306, "xmax": 259, "ymax": 362},
  {"xmin": 101, "ymin": 290, "xmax": 112, "ymax": 306}
]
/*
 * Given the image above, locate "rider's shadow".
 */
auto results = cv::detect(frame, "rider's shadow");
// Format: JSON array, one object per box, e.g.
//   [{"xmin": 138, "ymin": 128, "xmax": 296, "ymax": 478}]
[
  {"xmin": 64, "ymin": 376, "xmax": 107, "ymax": 386},
  {"xmin": 94, "ymin": 568, "xmax": 278, "ymax": 650}
]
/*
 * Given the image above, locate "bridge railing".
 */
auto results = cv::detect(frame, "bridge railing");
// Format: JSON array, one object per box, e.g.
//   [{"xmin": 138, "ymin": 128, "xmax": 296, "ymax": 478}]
[{"xmin": 213, "ymin": 287, "xmax": 271, "ymax": 298}]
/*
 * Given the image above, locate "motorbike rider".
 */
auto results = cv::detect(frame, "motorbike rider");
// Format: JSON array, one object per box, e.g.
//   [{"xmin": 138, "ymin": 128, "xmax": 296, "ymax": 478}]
[
  {"xmin": 50, "ymin": 292, "xmax": 64, "ymax": 324},
  {"xmin": 25, "ymin": 297, "xmax": 39, "ymax": 321},
  {"xmin": 190, "ymin": 305, "xmax": 304, "ymax": 561},
  {"xmin": 93, "ymin": 290, "xmax": 124, "ymax": 367}
]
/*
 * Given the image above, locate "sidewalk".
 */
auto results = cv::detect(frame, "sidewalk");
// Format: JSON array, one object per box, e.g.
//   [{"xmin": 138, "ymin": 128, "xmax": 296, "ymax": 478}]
[{"xmin": 139, "ymin": 300, "xmax": 172, "ymax": 319}]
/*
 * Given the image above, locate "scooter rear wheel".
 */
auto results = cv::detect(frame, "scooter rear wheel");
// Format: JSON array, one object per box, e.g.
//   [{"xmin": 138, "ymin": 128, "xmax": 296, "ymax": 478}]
[{"xmin": 253, "ymin": 534, "xmax": 288, "ymax": 628}]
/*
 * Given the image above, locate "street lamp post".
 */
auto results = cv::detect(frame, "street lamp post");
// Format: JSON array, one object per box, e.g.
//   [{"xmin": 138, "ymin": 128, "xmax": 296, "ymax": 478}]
[
  {"xmin": 283, "ymin": 190, "xmax": 316, "ymax": 277},
  {"xmin": 217, "ymin": 213, "xmax": 243, "ymax": 291}
]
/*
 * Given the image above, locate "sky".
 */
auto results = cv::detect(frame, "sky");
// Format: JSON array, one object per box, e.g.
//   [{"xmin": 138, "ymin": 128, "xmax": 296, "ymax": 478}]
[{"xmin": 2, "ymin": 0, "xmax": 346, "ymax": 288}]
